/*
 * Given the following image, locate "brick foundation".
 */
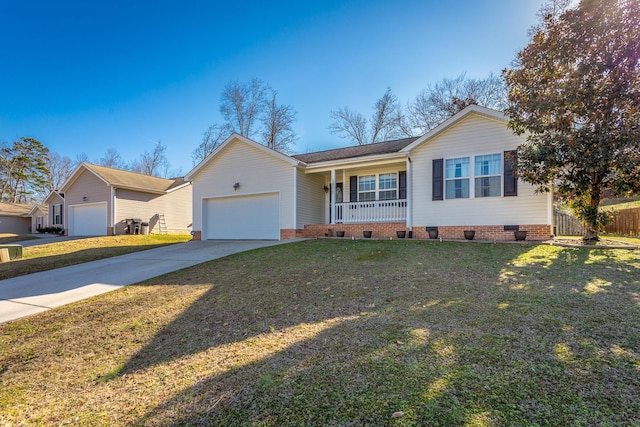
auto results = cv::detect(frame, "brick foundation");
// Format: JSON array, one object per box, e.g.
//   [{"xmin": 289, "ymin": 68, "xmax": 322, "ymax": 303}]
[
  {"xmin": 280, "ymin": 229, "xmax": 300, "ymax": 240},
  {"xmin": 192, "ymin": 230, "xmax": 202, "ymax": 241},
  {"xmin": 107, "ymin": 227, "xmax": 114, "ymax": 236},
  {"xmin": 299, "ymin": 223, "xmax": 552, "ymax": 241}
]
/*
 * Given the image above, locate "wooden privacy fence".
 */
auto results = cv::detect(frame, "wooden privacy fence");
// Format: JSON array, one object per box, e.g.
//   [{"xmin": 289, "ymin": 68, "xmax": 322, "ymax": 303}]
[
  {"xmin": 555, "ymin": 207, "xmax": 640, "ymax": 236},
  {"xmin": 554, "ymin": 211, "xmax": 585, "ymax": 236},
  {"xmin": 605, "ymin": 208, "xmax": 640, "ymax": 236}
]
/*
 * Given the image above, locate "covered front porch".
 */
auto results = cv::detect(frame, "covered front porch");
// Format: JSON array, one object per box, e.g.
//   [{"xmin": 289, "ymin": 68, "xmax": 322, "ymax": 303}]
[{"xmin": 303, "ymin": 153, "xmax": 412, "ymax": 227}]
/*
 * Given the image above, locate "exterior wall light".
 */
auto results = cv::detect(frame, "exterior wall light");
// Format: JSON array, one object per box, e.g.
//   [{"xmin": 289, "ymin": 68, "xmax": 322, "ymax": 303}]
[{"xmin": 233, "ymin": 182, "xmax": 240, "ymax": 191}]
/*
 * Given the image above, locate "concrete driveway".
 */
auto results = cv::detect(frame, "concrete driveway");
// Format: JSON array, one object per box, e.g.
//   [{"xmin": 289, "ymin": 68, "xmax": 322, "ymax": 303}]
[{"xmin": 0, "ymin": 239, "xmax": 297, "ymax": 324}]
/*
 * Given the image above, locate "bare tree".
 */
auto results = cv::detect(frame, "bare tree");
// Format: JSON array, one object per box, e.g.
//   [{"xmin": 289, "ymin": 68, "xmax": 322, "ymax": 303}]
[
  {"xmin": 131, "ymin": 141, "xmax": 169, "ymax": 177},
  {"xmin": 370, "ymin": 88, "xmax": 405, "ymax": 142},
  {"xmin": 194, "ymin": 78, "xmax": 298, "ymax": 160},
  {"xmin": 191, "ymin": 124, "xmax": 231, "ymax": 165},
  {"xmin": 261, "ymin": 91, "xmax": 297, "ymax": 153},
  {"xmin": 408, "ymin": 73, "xmax": 508, "ymax": 135},
  {"xmin": 329, "ymin": 107, "xmax": 369, "ymax": 145},
  {"xmin": 97, "ymin": 147, "xmax": 128, "ymax": 170},
  {"xmin": 329, "ymin": 88, "xmax": 405, "ymax": 145},
  {"xmin": 74, "ymin": 153, "xmax": 90, "ymax": 168},
  {"xmin": 46, "ymin": 152, "xmax": 73, "ymax": 192},
  {"xmin": 219, "ymin": 78, "xmax": 269, "ymax": 139}
]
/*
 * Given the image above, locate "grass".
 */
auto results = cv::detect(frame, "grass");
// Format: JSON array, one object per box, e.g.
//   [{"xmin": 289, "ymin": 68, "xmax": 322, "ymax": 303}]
[
  {"xmin": 0, "ymin": 234, "xmax": 192, "ymax": 280},
  {"xmin": 0, "ymin": 239, "xmax": 639, "ymax": 426},
  {"xmin": 602, "ymin": 200, "xmax": 640, "ymax": 211}
]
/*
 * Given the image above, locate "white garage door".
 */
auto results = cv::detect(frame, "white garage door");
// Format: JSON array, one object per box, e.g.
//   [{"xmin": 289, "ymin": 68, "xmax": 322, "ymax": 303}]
[
  {"xmin": 205, "ymin": 193, "xmax": 279, "ymax": 240},
  {"xmin": 69, "ymin": 203, "xmax": 107, "ymax": 236}
]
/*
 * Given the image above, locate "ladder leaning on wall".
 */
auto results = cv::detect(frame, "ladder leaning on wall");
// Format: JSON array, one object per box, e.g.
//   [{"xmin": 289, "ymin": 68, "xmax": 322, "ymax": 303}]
[{"xmin": 158, "ymin": 213, "xmax": 168, "ymax": 234}]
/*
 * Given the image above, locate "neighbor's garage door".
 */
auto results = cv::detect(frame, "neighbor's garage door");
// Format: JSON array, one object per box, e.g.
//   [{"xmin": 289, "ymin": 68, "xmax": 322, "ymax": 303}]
[
  {"xmin": 205, "ymin": 193, "xmax": 279, "ymax": 240},
  {"xmin": 69, "ymin": 202, "xmax": 107, "ymax": 236}
]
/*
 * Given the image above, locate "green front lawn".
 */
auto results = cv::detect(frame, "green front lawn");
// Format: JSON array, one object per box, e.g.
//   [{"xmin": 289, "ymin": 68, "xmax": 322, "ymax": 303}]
[
  {"xmin": 0, "ymin": 234, "xmax": 192, "ymax": 280},
  {"xmin": 1, "ymin": 240, "xmax": 638, "ymax": 425}
]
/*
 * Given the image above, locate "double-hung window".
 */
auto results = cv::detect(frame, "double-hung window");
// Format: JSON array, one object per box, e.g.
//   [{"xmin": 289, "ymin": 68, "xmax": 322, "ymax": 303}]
[
  {"xmin": 378, "ymin": 173, "xmax": 397, "ymax": 200},
  {"xmin": 53, "ymin": 204, "xmax": 62, "ymax": 225},
  {"xmin": 445, "ymin": 157, "xmax": 470, "ymax": 199},
  {"xmin": 474, "ymin": 154, "xmax": 501, "ymax": 197},
  {"xmin": 358, "ymin": 175, "xmax": 376, "ymax": 201}
]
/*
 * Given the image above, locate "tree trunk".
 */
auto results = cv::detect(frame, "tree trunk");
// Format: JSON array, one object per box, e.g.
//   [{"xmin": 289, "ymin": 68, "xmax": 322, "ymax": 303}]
[{"xmin": 582, "ymin": 183, "xmax": 602, "ymax": 243}]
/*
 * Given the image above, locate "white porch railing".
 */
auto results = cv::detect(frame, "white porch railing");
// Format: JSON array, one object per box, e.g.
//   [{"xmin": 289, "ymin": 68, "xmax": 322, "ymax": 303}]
[{"xmin": 334, "ymin": 199, "xmax": 407, "ymax": 223}]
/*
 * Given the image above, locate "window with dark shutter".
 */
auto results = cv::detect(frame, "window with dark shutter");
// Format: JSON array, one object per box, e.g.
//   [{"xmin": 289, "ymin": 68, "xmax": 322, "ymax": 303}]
[
  {"xmin": 399, "ymin": 171, "xmax": 407, "ymax": 199},
  {"xmin": 349, "ymin": 176, "xmax": 358, "ymax": 202},
  {"xmin": 432, "ymin": 159, "xmax": 444, "ymax": 201},
  {"xmin": 503, "ymin": 150, "xmax": 518, "ymax": 197}
]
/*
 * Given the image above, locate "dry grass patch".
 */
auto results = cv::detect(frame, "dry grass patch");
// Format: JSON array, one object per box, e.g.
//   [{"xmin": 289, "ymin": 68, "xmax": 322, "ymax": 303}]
[
  {"xmin": 0, "ymin": 234, "xmax": 191, "ymax": 279},
  {"xmin": 1, "ymin": 240, "xmax": 639, "ymax": 425}
]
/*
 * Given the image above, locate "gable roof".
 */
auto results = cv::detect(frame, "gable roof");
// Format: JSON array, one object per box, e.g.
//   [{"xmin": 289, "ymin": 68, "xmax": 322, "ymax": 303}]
[
  {"xmin": 28, "ymin": 204, "xmax": 48, "ymax": 216},
  {"xmin": 43, "ymin": 190, "xmax": 64, "ymax": 205},
  {"xmin": 61, "ymin": 163, "xmax": 190, "ymax": 194},
  {"xmin": 186, "ymin": 133, "xmax": 300, "ymax": 180},
  {"xmin": 292, "ymin": 136, "xmax": 418, "ymax": 164},
  {"xmin": 401, "ymin": 105, "xmax": 509, "ymax": 152},
  {"xmin": 0, "ymin": 203, "xmax": 34, "ymax": 217}
]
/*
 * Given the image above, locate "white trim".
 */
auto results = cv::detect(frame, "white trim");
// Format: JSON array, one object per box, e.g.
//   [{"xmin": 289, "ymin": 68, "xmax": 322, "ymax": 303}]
[
  {"xmin": 330, "ymin": 169, "xmax": 336, "ymax": 224},
  {"xmin": 406, "ymin": 157, "xmax": 412, "ymax": 231},
  {"xmin": 111, "ymin": 187, "xmax": 116, "ymax": 234},
  {"xmin": 442, "ymin": 152, "xmax": 504, "ymax": 200},
  {"xmin": 292, "ymin": 167, "xmax": 297, "ymax": 229},
  {"xmin": 302, "ymin": 152, "xmax": 407, "ymax": 173}
]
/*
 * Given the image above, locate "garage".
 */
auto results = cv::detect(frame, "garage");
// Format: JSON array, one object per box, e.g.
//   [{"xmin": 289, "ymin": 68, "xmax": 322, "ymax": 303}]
[
  {"xmin": 205, "ymin": 193, "xmax": 280, "ymax": 240},
  {"xmin": 69, "ymin": 202, "xmax": 108, "ymax": 236}
]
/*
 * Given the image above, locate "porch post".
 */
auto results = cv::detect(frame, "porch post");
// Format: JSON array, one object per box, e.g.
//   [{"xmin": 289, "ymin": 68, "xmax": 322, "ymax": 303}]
[
  {"xmin": 330, "ymin": 169, "xmax": 336, "ymax": 224},
  {"xmin": 406, "ymin": 157, "xmax": 412, "ymax": 232}
]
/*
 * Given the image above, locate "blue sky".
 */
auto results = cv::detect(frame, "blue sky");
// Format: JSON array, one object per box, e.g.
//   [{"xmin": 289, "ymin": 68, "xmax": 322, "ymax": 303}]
[{"xmin": 0, "ymin": 0, "xmax": 543, "ymax": 175}]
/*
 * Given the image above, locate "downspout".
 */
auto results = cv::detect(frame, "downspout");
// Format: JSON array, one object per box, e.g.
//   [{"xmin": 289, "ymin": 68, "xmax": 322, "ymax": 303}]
[{"xmin": 406, "ymin": 156, "xmax": 413, "ymax": 237}]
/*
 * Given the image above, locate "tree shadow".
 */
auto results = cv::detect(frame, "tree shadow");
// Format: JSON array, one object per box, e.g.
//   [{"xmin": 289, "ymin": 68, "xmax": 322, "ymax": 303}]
[{"xmin": 107, "ymin": 240, "xmax": 640, "ymax": 425}]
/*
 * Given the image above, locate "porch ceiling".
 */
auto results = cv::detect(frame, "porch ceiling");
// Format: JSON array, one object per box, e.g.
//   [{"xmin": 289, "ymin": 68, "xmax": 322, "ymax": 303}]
[{"xmin": 302, "ymin": 153, "xmax": 408, "ymax": 174}]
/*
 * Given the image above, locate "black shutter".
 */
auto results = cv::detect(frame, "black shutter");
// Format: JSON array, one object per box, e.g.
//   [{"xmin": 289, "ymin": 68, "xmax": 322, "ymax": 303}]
[
  {"xmin": 398, "ymin": 171, "xmax": 407, "ymax": 199},
  {"xmin": 432, "ymin": 159, "xmax": 444, "ymax": 201},
  {"xmin": 349, "ymin": 176, "xmax": 358, "ymax": 202},
  {"xmin": 504, "ymin": 150, "xmax": 518, "ymax": 197}
]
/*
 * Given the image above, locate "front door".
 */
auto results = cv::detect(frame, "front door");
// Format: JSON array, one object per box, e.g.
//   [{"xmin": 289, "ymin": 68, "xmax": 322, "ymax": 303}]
[{"xmin": 330, "ymin": 183, "xmax": 343, "ymax": 223}]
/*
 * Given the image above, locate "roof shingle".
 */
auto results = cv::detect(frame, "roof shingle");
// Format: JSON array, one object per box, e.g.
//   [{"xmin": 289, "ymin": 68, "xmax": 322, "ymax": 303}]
[{"xmin": 292, "ymin": 137, "xmax": 419, "ymax": 164}]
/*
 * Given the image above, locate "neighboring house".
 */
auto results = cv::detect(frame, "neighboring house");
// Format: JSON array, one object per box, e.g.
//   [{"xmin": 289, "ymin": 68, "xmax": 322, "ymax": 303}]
[
  {"xmin": 0, "ymin": 203, "xmax": 33, "ymax": 234},
  {"xmin": 28, "ymin": 204, "xmax": 48, "ymax": 232},
  {"xmin": 57, "ymin": 163, "xmax": 192, "ymax": 236},
  {"xmin": 186, "ymin": 105, "xmax": 552, "ymax": 241},
  {"xmin": 44, "ymin": 191, "xmax": 65, "ymax": 230}
]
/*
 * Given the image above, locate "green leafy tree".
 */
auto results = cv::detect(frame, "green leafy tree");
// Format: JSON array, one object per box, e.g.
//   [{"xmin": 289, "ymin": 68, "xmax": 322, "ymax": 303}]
[
  {"xmin": 0, "ymin": 137, "xmax": 50, "ymax": 203},
  {"xmin": 503, "ymin": 0, "xmax": 640, "ymax": 241}
]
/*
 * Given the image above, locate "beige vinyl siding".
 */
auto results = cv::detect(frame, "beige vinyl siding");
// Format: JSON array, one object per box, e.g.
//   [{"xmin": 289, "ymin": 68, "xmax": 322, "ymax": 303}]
[
  {"xmin": 411, "ymin": 113, "xmax": 549, "ymax": 226},
  {"xmin": 296, "ymin": 172, "xmax": 325, "ymax": 227},
  {"xmin": 64, "ymin": 170, "xmax": 111, "ymax": 230},
  {"xmin": 115, "ymin": 185, "xmax": 192, "ymax": 234},
  {"xmin": 191, "ymin": 141, "xmax": 296, "ymax": 232},
  {"xmin": 47, "ymin": 193, "xmax": 65, "ymax": 227},
  {"xmin": 0, "ymin": 216, "xmax": 31, "ymax": 234}
]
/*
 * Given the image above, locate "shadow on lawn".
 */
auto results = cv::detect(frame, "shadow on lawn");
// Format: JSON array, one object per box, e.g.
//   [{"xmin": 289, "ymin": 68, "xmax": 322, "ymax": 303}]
[
  {"xmin": 0, "ymin": 244, "xmax": 172, "ymax": 281},
  {"xmin": 120, "ymin": 241, "xmax": 639, "ymax": 426}
]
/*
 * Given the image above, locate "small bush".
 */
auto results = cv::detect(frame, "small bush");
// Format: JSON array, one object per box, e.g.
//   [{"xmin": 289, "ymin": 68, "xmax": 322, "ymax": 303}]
[{"xmin": 36, "ymin": 227, "xmax": 64, "ymax": 234}]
